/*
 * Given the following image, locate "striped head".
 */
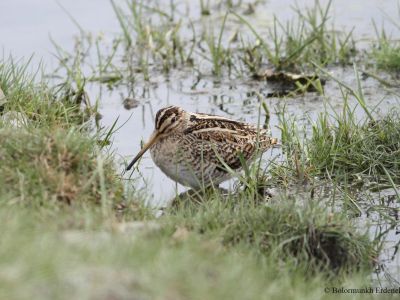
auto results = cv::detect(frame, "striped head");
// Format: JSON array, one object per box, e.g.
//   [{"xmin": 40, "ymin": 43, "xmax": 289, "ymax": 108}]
[
  {"xmin": 155, "ymin": 105, "xmax": 186, "ymax": 135},
  {"xmin": 126, "ymin": 105, "xmax": 186, "ymax": 171}
]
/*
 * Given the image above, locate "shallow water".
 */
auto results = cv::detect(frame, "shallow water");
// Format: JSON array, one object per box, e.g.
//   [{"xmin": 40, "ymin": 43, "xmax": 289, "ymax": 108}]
[
  {"xmin": 2, "ymin": 0, "xmax": 399, "ymax": 203},
  {"xmin": 1, "ymin": 0, "xmax": 399, "ymax": 288},
  {"xmin": 0, "ymin": 0, "xmax": 399, "ymax": 203}
]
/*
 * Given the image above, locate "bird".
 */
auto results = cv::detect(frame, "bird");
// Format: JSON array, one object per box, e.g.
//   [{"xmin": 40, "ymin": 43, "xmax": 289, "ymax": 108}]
[{"xmin": 126, "ymin": 105, "xmax": 277, "ymax": 189}]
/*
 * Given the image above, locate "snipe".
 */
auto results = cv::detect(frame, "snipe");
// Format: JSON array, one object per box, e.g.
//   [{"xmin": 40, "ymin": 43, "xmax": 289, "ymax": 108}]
[{"xmin": 126, "ymin": 106, "xmax": 277, "ymax": 189}]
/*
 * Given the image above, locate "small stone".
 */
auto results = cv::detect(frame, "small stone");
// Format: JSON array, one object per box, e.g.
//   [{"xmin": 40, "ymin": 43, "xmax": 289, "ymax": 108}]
[{"xmin": 123, "ymin": 98, "xmax": 140, "ymax": 110}]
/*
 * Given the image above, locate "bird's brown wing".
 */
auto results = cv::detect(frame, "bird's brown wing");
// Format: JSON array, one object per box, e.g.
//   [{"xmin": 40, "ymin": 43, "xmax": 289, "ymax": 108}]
[{"xmin": 183, "ymin": 119, "xmax": 274, "ymax": 171}]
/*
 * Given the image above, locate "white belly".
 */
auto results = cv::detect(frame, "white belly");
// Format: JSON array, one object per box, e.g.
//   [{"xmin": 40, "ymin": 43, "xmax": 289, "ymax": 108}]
[{"xmin": 149, "ymin": 138, "xmax": 231, "ymax": 189}]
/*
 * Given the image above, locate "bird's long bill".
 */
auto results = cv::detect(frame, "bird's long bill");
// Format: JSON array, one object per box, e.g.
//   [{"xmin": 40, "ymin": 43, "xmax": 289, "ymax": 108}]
[{"xmin": 126, "ymin": 131, "xmax": 160, "ymax": 171}]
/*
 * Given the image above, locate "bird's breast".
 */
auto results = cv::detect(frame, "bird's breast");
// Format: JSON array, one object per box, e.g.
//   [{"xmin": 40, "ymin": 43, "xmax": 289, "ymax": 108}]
[{"xmin": 149, "ymin": 135, "xmax": 202, "ymax": 188}]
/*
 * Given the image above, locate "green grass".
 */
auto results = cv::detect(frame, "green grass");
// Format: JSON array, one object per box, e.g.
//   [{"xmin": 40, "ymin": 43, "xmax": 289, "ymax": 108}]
[
  {"xmin": 0, "ymin": 207, "xmax": 375, "ymax": 300},
  {"xmin": 167, "ymin": 191, "xmax": 375, "ymax": 274},
  {"xmin": 307, "ymin": 108, "xmax": 400, "ymax": 183},
  {"xmin": 0, "ymin": 56, "xmax": 389, "ymax": 299},
  {"xmin": 3, "ymin": 1, "xmax": 400, "ymax": 297},
  {"xmin": 371, "ymin": 35, "xmax": 400, "ymax": 71},
  {"xmin": 112, "ymin": 0, "xmax": 193, "ymax": 76},
  {"xmin": 273, "ymin": 95, "xmax": 400, "ymax": 189},
  {"xmin": 204, "ymin": 12, "xmax": 233, "ymax": 77},
  {"xmin": 51, "ymin": 0, "xmax": 400, "ymax": 88},
  {"xmin": 53, "ymin": 0, "xmax": 361, "ymax": 85},
  {"xmin": 0, "ymin": 57, "xmax": 147, "ymax": 220},
  {"xmin": 271, "ymin": 68, "xmax": 400, "ymax": 187},
  {"xmin": 370, "ymin": 8, "xmax": 400, "ymax": 71},
  {"xmin": 0, "ymin": 127, "xmax": 123, "ymax": 208},
  {"xmin": 234, "ymin": 0, "xmax": 356, "ymax": 72},
  {"xmin": 0, "ymin": 56, "xmax": 88, "ymax": 127}
]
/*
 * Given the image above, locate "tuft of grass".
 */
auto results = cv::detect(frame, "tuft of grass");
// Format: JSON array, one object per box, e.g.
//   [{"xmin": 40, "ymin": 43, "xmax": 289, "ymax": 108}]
[
  {"xmin": 271, "ymin": 66, "xmax": 400, "ymax": 188},
  {"xmin": 372, "ymin": 40, "xmax": 400, "ymax": 71},
  {"xmin": 222, "ymin": 200, "xmax": 375, "ymax": 272},
  {"xmin": 234, "ymin": 0, "xmax": 356, "ymax": 71},
  {"xmin": 283, "ymin": 0, "xmax": 356, "ymax": 67},
  {"xmin": 0, "ymin": 57, "xmax": 145, "ymax": 216},
  {"xmin": 272, "ymin": 100, "xmax": 400, "ymax": 187},
  {"xmin": 3, "ymin": 3, "xmax": 400, "ymax": 298},
  {"xmin": 0, "ymin": 56, "xmax": 89, "ymax": 127},
  {"xmin": 0, "ymin": 127, "xmax": 122, "ymax": 208},
  {"xmin": 204, "ymin": 12, "xmax": 232, "ymax": 77},
  {"xmin": 370, "ymin": 7, "xmax": 400, "ymax": 71},
  {"xmin": 0, "ymin": 207, "xmax": 372, "ymax": 300},
  {"xmin": 113, "ymin": 1, "xmax": 194, "ymax": 77},
  {"xmin": 308, "ymin": 108, "xmax": 400, "ymax": 183},
  {"xmin": 54, "ymin": 0, "xmax": 359, "ymax": 83},
  {"xmin": 371, "ymin": 30, "xmax": 400, "ymax": 71},
  {"xmin": 166, "ymin": 189, "xmax": 376, "ymax": 275},
  {"xmin": 52, "ymin": 1, "xmax": 196, "ymax": 84}
]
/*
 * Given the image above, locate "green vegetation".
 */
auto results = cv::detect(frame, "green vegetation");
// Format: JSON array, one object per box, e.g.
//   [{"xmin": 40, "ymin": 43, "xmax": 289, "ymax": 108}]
[
  {"xmin": 168, "ymin": 191, "xmax": 375, "ymax": 274},
  {"xmin": 52, "ymin": 0, "xmax": 361, "ymax": 85},
  {"xmin": 234, "ymin": 0, "xmax": 356, "ymax": 72},
  {"xmin": 371, "ymin": 27, "xmax": 400, "ymax": 71},
  {"xmin": 0, "ymin": 207, "xmax": 374, "ymax": 300},
  {"xmin": 1, "ymin": 0, "xmax": 400, "ymax": 298},
  {"xmin": 0, "ymin": 57, "xmax": 118, "ymax": 208},
  {"xmin": 308, "ymin": 108, "xmax": 400, "ymax": 182},
  {"xmin": 205, "ymin": 12, "xmax": 232, "ymax": 77},
  {"xmin": 273, "ymin": 93, "xmax": 400, "ymax": 187},
  {"xmin": 0, "ymin": 57, "xmax": 87, "ymax": 128},
  {"xmin": 0, "ymin": 55, "xmax": 391, "ymax": 299},
  {"xmin": 51, "ymin": 0, "xmax": 399, "ymax": 88},
  {"xmin": 369, "ymin": 5, "xmax": 400, "ymax": 71}
]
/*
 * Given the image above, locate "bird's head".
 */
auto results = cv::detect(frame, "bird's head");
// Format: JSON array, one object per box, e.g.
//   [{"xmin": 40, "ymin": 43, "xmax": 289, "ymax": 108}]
[{"xmin": 126, "ymin": 106, "xmax": 186, "ymax": 171}]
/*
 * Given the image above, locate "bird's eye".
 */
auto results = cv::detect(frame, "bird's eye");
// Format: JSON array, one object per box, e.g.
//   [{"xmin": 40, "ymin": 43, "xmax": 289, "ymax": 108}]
[{"xmin": 171, "ymin": 117, "xmax": 176, "ymax": 123}]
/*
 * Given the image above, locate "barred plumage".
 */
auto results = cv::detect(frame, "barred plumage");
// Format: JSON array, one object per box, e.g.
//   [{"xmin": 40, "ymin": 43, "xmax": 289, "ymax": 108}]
[{"xmin": 126, "ymin": 106, "xmax": 277, "ymax": 189}]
